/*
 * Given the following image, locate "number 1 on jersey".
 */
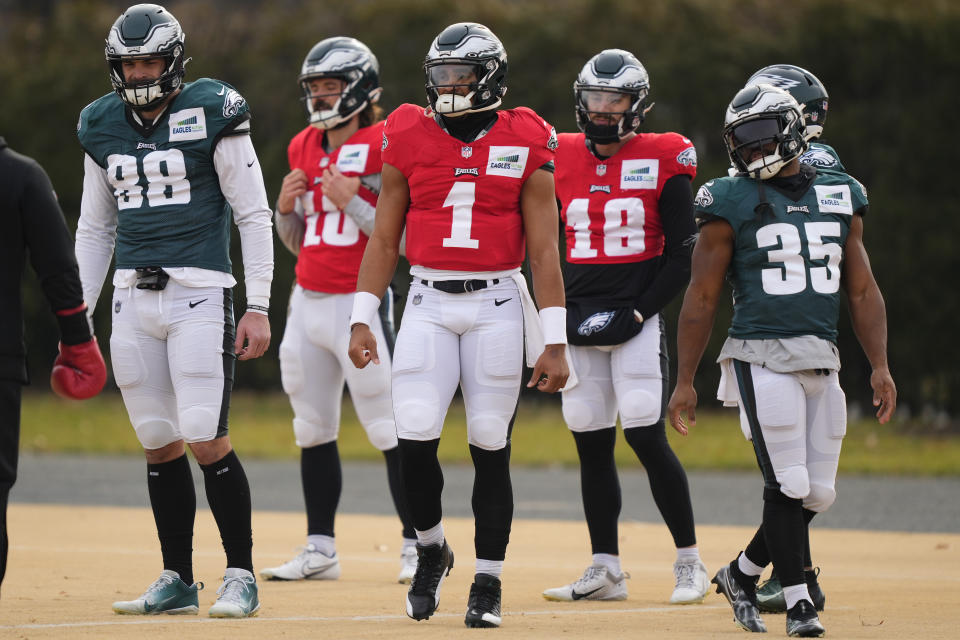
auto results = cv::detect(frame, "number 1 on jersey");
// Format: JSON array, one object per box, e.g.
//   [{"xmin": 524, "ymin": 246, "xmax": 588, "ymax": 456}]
[{"xmin": 442, "ymin": 181, "xmax": 480, "ymax": 249}]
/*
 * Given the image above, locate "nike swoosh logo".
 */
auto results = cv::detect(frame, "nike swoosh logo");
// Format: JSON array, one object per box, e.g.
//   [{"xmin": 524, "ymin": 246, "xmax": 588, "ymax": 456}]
[
  {"xmin": 188, "ymin": 299, "xmax": 208, "ymax": 309},
  {"xmin": 571, "ymin": 587, "xmax": 602, "ymax": 600},
  {"xmin": 494, "ymin": 298, "xmax": 512, "ymax": 306},
  {"xmin": 217, "ymin": 86, "xmax": 226, "ymax": 96},
  {"xmin": 246, "ymin": 159, "xmax": 256, "ymax": 168}
]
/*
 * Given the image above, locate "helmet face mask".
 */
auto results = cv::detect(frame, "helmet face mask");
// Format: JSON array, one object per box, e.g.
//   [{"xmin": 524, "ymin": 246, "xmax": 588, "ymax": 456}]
[
  {"xmin": 574, "ymin": 49, "xmax": 649, "ymax": 144},
  {"xmin": 746, "ymin": 64, "xmax": 828, "ymax": 141},
  {"xmin": 105, "ymin": 3, "xmax": 186, "ymax": 111},
  {"xmin": 299, "ymin": 37, "xmax": 381, "ymax": 129},
  {"xmin": 723, "ymin": 84, "xmax": 808, "ymax": 180},
  {"xmin": 424, "ymin": 23, "xmax": 507, "ymax": 117}
]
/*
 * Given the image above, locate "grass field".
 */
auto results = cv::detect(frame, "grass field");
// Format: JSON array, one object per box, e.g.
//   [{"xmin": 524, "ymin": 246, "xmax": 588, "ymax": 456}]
[
  {"xmin": 21, "ymin": 392, "xmax": 960, "ymax": 475},
  {"xmin": 19, "ymin": 390, "xmax": 960, "ymax": 475}
]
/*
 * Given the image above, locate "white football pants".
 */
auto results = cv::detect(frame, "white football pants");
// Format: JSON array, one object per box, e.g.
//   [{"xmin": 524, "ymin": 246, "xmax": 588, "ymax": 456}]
[
  {"xmin": 279, "ymin": 286, "xmax": 397, "ymax": 450},
  {"xmin": 391, "ymin": 279, "xmax": 524, "ymax": 451}
]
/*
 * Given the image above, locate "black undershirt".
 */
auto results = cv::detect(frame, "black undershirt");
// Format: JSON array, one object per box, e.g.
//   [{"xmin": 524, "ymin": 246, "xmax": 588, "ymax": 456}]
[
  {"xmin": 438, "ymin": 111, "xmax": 555, "ymax": 173},
  {"xmin": 563, "ymin": 173, "xmax": 697, "ymax": 318}
]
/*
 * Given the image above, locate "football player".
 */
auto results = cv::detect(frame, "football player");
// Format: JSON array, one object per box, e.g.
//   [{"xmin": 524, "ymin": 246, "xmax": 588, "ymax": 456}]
[
  {"xmin": 541, "ymin": 49, "xmax": 708, "ymax": 606},
  {"xmin": 668, "ymin": 84, "xmax": 896, "ymax": 637},
  {"xmin": 75, "ymin": 4, "xmax": 273, "ymax": 618},
  {"xmin": 347, "ymin": 22, "xmax": 569, "ymax": 628},
  {"xmin": 261, "ymin": 36, "xmax": 417, "ymax": 585},
  {"xmin": 737, "ymin": 63, "xmax": 842, "ymax": 613}
]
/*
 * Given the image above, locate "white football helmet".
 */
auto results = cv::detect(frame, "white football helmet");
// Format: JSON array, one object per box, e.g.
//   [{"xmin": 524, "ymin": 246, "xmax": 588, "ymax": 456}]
[{"xmin": 723, "ymin": 84, "xmax": 807, "ymax": 179}]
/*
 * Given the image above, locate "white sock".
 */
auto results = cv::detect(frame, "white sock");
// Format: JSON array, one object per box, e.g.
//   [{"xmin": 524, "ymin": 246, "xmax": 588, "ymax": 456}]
[
  {"xmin": 676, "ymin": 546, "xmax": 701, "ymax": 564},
  {"xmin": 307, "ymin": 534, "xmax": 336, "ymax": 557},
  {"xmin": 475, "ymin": 559, "xmax": 503, "ymax": 578},
  {"xmin": 402, "ymin": 537, "xmax": 417, "ymax": 551},
  {"xmin": 415, "ymin": 522, "xmax": 444, "ymax": 547},
  {"xmin": 592, "ymin": 553, "xmax": 622, "ymax": 575},
  {"xmin": 738, "ymin": 553, "xmax": 765, "ymax": 577},
  {"xmin": 783, "ymin": 583, "xmax": 812, "ymax": 611}
]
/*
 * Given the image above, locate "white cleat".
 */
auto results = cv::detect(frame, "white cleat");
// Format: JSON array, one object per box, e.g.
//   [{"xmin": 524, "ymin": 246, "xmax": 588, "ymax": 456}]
[
  {"xmin": 208, "ymin": 568, "xmax": 260, "ymax": 618},
  {"xmin": 542, "ymin": 564, "xmax": 628, "ymax": 602},
  {"xmin": 670, "ymin": 558, "xmax": 710, "ymax": 604},
  {"xmin": 398, "ymin": 545, "xmax": 418, "ymax": 584},
  {"xmin": 259, "ymin": 544, "xmax": 341, "ymax": 581}
]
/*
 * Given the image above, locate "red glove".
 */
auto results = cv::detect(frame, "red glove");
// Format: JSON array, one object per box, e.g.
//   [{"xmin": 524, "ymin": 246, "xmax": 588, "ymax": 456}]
[{"xmin": 50, "ymin": 338, "xmax": 107, "ymax": 400}]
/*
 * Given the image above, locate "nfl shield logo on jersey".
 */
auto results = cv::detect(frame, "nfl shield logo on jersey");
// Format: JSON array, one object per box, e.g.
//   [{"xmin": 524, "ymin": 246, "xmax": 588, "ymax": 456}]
[
  {"xmin": 413, "ymin": 294, "xmax": 423, "ymax": 305},
  {"xmin": 596, "ymin": 164, "xmax": 607, "ymax": 176},
  {"xmin": 461, "ymin": 146, "xmax": 473, "ymax": 159}
]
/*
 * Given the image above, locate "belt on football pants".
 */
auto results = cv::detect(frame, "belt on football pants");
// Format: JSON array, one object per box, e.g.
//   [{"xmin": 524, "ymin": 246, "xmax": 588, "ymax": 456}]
[{"xmin": 419, "ymin": 278, "xmax": 500, "ymax": 294}]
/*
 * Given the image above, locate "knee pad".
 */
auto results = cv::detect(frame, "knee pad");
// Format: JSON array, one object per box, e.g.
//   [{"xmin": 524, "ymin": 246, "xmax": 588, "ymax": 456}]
[
  {"xmin": 561, "ymin": 397, "xmax": 594, "ymax": 431},
  {"xmin": 619, "ymin": 387, "xmax": 661, "ymax": 427},
  {"xmin": 468, "ymin": 413, "xmax": 509, "ymax": 451},
  {"xmin": 393, "ymin": 384, "xmax": 441, "ymax": 441},
  {"xmin": 178, "ymin": 406, "xmax": 219, "ymax": 443},
  {"xmin": 134, "ymin": 418, "xmax": 179, "ymax": 450},
  {"xmin": 803, "ymin": 482, "xmax": 837, "ymax": 513},
  {"xmin": 293, "ymin": 417, "xmax": 338, "ymax": 448},
  {"xmin": 772, "ymin": 465, "xmax": 811, "ymax": 501},
  {"xmin": 364, "ymin": 418, "xmax": 398, "ymax": 451}
]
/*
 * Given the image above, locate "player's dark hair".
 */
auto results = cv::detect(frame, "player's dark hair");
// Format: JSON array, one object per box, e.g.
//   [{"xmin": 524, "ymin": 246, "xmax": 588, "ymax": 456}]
[{"xmin": 359, "ymin": 103, "xmax": 384, "ymax": 128}]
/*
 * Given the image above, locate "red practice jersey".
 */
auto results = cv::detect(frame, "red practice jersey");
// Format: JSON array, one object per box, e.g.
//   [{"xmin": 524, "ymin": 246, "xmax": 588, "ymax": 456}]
[
  {"xmin": 287, "ymin": 122, "xmax": 384, "ymax": 293},
  {"xmin": 382, "ymin": 104, "xmax": 557, "ymax": 271},
  {"xmin": 555, "ymin": 132, "xmax": 696, "ymax": 265}
]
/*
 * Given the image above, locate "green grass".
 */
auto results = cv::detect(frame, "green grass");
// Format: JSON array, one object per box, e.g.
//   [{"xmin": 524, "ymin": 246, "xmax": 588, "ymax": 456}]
[{"xmin": 20, "ymin": 391, "xmax": 960, "ymax": 475}]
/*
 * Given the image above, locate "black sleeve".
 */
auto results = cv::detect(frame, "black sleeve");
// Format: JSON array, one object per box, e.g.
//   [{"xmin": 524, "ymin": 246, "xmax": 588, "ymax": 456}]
[
  {"xmin": 21, "ymin": 160, "xmax": 90, "ymax": 343},
  {"xmin": 633, "ymin": 174, "xmax": 698, "ymax": 319}
]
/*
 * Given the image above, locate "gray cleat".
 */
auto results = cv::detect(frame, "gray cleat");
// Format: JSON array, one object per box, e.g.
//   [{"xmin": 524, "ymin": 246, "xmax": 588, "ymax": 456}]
[{"xmin": 712, "ymin": 564, "xmax": 767, "ymax": 633}]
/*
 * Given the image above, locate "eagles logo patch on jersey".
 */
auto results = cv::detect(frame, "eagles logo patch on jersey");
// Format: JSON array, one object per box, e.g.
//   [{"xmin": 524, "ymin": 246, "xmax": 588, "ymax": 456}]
[
  {"xmin": 676, "ymin": 147, "xmax": 697, "ymax": 167},
  {"xmin": 547, "ymin": 126, "xmax": 559, "ymax": 151},
  {"xmin": 578, "ymin": 310, "xmax": 617, "ymax": 336},
  {"xmin": 221, "ymin": 87, "xmax": 246, "ymax": 118},
  {"xmin": 694, "ymin": 183, "xmax": 714, "ymax": 207}
]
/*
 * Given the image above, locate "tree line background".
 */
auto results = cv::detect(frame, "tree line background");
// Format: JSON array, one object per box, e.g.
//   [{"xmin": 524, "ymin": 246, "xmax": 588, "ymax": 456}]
[{"xmin": 1, "ymin": 0, "xmax": 957, "ymax": 426}]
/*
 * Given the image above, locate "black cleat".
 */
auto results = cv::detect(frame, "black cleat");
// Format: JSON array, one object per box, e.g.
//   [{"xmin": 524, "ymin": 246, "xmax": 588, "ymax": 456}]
[
  {"xmin": 405, "ymin": 540, "xmax": 454, "ymax": 621},
  {"xmin": 465, "ymin": 573, "xmax": 502, "ymax": 628},
  {"xmin": 712, "ymin": 563, "xmax": 767, "ymax": 633},
  {"xmin": 757, "ymin": 568, "xmax": 826, "ymax": 613},
  {"xmin": 786, "ymin": 599, "xmax": 825, "ymax": 637}
]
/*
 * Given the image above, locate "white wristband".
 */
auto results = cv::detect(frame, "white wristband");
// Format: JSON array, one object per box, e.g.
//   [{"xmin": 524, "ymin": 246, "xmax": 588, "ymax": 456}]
[
  {"xmin": 350, "ymin": 291, "xmax": 381, "ymax": 328},
  {"xmin": 539, "ymin": 306, "xmax": 567, "ymax": 345}
]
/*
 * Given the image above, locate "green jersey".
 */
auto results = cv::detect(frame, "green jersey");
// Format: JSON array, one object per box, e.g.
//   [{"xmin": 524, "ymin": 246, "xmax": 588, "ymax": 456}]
[
  {"xmin": 799, "ymin": 141, "xmax": 845, "ymax": 173},
  {"xmin": 77, "ymin": 78, "xmax": 250, "ymax": 272},
  {"xmin": 694, "ymin": 168, "xmax": 868, "ymax": 343}
]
